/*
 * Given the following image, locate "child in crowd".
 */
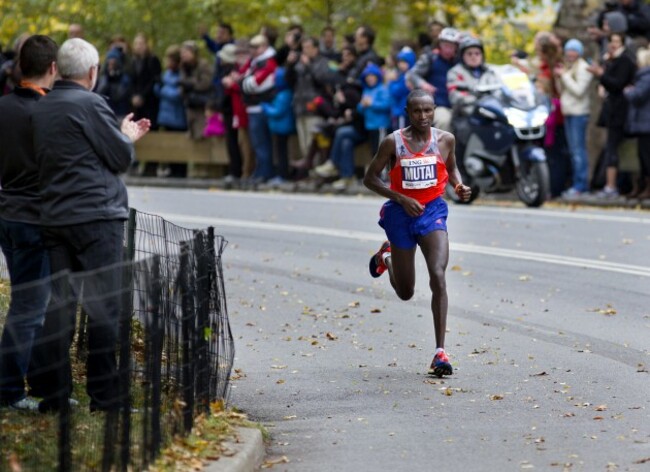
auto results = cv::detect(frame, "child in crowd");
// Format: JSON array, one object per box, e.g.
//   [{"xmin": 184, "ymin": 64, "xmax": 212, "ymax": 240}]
[
  {"xmin": 203, "ymin": 99, "xmax": 226, "ymax": 138},
  {"xmin": 358, "ymin": 63, "xmax": 391, "ymax": 154},
  {"xmin": 262, "ymin": 67, "xmax": 296, "ymax": 184},
  {"xmin": 388, "ymin": 46, "xmax": 417, "ymax": 130}
]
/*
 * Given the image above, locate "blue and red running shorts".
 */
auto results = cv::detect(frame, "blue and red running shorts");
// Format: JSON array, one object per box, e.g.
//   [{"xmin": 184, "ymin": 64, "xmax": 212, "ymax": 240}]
[{"xmin": 378, "ymin": 196, "xmax": 448, "ymax": 249}]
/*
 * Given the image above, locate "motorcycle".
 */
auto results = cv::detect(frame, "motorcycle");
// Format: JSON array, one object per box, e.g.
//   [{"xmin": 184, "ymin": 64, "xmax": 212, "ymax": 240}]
[{"xmin": 447, "ymin": 64, "xmax": 551, "ymax": 207}]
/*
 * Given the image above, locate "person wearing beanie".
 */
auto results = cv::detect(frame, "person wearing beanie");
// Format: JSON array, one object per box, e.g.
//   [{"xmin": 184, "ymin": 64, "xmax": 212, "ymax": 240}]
[
  {"xmin": 555, "ymin": 39, "xmax": 594, "ymax": 198},
  {"xmin": 599, "ymin": 10, "xmax": 636, "ymax": 56},
  {"xmin": 97, "ymin": 47, "xmax": 133, "ymax": 119},
  {"xmin": 388, "ymin": 46, "xmax": 417, "ymax": 130}
]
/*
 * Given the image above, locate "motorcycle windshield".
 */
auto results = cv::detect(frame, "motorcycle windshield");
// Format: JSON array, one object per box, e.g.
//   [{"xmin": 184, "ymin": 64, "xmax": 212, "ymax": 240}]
[{"xmin": 492, "ymin": 65, "xmax": 544, "ymax": 111}]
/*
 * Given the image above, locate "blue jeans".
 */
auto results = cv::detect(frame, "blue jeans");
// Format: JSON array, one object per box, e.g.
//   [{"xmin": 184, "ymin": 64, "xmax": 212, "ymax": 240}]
[
  {"xmin": 564, "ymin": 115, "xmax": 589, "ymax": 192},
  {"xmin": 330, "ymin": 125, "xmax": 366, "ymax": 178},
  {"xmin": 248, "ymin": 111, "xmax": 274, "ymax": 180},
  {"xmin": 0, "ymin": 219, "xmax": 50, "ymax": 404}
]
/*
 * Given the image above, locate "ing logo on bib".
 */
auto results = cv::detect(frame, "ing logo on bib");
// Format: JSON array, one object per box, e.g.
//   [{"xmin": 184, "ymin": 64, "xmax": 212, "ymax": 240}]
[{"xmin": 401, "ymin": 155, "xmax": 438, "ymax": 189}]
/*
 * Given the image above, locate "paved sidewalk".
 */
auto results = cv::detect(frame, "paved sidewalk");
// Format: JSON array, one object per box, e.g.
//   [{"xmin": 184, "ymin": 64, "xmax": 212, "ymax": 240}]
[{"xmin": 125, "ymin": 176, "xmax": 650, "ymax": 210}]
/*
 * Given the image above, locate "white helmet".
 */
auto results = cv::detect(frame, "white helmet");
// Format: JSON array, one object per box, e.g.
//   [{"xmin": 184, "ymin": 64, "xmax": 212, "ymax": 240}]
[{"xmin": 438, "ymin": 27, "xmax": 462, "ymax": 44}]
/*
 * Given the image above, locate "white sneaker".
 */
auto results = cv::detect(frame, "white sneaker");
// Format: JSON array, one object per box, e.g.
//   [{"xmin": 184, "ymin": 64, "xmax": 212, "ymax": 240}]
[
  {"xmin": 9, "ymin": 397, "xmax": 40, "ymax": 411},
  {"xmin": 313, "ymin": 160, "xmax": 339, "ymax": 178},
  {"xmin": 332, "ymin": 177, "xmax": 354, "ymax": 190}
]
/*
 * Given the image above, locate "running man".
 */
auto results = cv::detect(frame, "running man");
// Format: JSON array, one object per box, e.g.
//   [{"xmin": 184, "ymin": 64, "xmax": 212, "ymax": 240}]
[{"xmin": 363, "ymin": 89, "xmax": 471, "ymax": 377}]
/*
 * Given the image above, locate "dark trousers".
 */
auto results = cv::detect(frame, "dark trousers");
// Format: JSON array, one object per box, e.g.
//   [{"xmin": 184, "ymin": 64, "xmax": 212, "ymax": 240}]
[
  {"xmin": 546, "ymin": 125, "xmax": 572, "ymax": 197},
  {"xmin": 604, "ymin": 126, "xmax": 627, "ymax": 168},
  {"xmin": 0, "ymin": 219, "xmax": 50, "ymax": 404},
  {"xmin": 638, "ymin": 134, "xmax": 650, "ymax": 178},
  {"xmin": 29, "ymin": 220, "xmax": 125, "ymax": 411},
  {"xmin": 224, "ymin": 110, "xmax": 243, "ymax": 178},
  {"xmin": 273, "ymin": 133, "xmax": 290, "ymax": 179}
]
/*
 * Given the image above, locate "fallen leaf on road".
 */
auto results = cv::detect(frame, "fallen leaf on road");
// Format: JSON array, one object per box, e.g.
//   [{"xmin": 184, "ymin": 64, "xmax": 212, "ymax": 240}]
[
  {"xmin": 531, "ymin": 371, "xmax": 548, "ymax": 376},
  {"xmin": 595, "ymin": 405, "xmax": 607, "ymax": 411},
  {"xmin": 262, "ymin": 456, "xmax": 290, "ymax": 468},
  {"xmin": 326, "ymin": 332, "xmax": 338, "ymax": 341},
  {"xmin": 276, "ymin": 379, "xmax": 285, "ymax": 384},
  {"xmin": 593, "ymin": 416, "xmax": 604, "ymax": 420},
  {"xmin": 450, "ymin": 265, "xmax": 462, "ymax": 271},
  {"xmin": 348, "ymin": 301, "xmax": 360, "ymax": 308},
  {"xmin": 633, "ymin": 457, "xmax": 650, "ymax": 464},
  {"xmin": 283, "ymin": 415, "xmax": 296, "ymax": 420},
  {"xmin": 490, "ymin": 394, "xmax": 504, "ymax": 400},
  {"xmin": 519, "ymin": 275, "xmax": 531, "ymax": 281},
  {"xmin": 588, "ymin": 305, "xmax": 617, "ymax": 316},
  {"xmin": 370, "ymin": 308, "xmax": 382, "ymax": 313}
]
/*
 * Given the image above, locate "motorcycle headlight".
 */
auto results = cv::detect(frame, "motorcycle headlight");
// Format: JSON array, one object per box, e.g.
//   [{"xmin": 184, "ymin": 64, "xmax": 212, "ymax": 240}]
[
  {"xmin": 530, "ymin": 106, "xmax": 549, "ymax": 128},
  {"xmin": 504, "ymin": 108, "xmax": 528, "ymax": 129}
]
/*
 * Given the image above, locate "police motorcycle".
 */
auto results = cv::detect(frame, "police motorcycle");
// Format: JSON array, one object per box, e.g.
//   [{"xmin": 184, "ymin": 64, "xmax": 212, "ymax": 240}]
[{"xmin": 447, "ymin": 64, "xmax": 551, "ymax": 207}]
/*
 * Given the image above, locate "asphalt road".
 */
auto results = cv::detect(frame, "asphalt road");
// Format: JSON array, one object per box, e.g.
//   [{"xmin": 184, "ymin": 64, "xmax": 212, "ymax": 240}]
[{"xmin": 128, "ymin": 187, "xmax": 650, "ymax": 472}]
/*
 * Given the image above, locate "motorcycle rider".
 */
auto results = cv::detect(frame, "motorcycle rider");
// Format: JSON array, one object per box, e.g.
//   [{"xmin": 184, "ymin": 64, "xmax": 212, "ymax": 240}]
[
  {"xmin": 447, "ymin": 37, "xmax": 500, "ymax": 168},
  {"xmin": 406, "ymin": 27, "xmax": 462, "ymax": 131}
]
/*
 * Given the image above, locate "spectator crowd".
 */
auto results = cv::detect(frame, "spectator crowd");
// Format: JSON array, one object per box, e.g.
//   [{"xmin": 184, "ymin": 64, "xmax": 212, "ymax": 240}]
[{"xmin": 3, "ymin": 5, "xmax": 650, "ymax": 197}]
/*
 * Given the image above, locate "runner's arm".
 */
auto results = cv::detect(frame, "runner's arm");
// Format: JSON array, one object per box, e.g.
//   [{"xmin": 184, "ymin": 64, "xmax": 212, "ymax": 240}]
[{"xmin": 441, "ymin": 132, "xmax": 472, "ymax": 201}]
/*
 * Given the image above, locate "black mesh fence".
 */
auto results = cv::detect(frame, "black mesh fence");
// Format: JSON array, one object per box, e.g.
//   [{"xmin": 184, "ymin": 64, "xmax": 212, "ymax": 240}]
[{"xmin": 0, "ymin": 209, "xmax": 234, "ymax": 471}]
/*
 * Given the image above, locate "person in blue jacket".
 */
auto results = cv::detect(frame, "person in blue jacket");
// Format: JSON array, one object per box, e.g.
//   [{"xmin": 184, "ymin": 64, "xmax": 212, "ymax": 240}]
[
  {"xmin": 358, "ymin": 62, "xmax": 391, "ymax": 153},
  {"xmin": 388, "ymin": 46, "xmax": 417, "ymax": 130},
  {"xmin": 155, "ymin": 45, "xmax": 188, "ymax": 131},
  {"xmin": 262, "ymin": 67, "xmax": 296, "ymax": 184}
]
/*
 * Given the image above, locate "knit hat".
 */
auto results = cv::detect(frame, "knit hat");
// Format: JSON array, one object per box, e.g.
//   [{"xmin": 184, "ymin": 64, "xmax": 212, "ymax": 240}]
[
  {"xmin": 105, "ymin": 47, "xmax": 124, "ymax": 64},
  {"xmin": 361, "ymin": 62, "xmax": 383, "ymax": 83},
  {"xmin": 564, "ymin": 39, "xmax": 584, "ymax": 56},
  {"xmin": 396, "ymin": 46, "xmax": 417, "ymax": 68},
  {"xmin": 604, "ymin": 11, "xmax": 628, "ymax": 34}
]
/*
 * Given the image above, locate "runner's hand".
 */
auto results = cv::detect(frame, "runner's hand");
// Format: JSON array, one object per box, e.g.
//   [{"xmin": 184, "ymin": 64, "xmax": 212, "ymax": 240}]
[
  {"xmin": 455, "ymin": 184, "xmax": 472, "ymax": 202},
  {"xmin": 398, "ymin": 195, "xmax": 425, "ymax": 217}
]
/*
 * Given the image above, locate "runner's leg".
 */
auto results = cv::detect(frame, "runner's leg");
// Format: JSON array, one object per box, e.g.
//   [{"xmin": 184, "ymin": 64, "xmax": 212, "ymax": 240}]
[
  {"xmin": 417, "ymin": 230, "xmax": 449, "ymax": 349},
  {"xmin": 385, "ymin": 245, "xmax": 417, "ymax": 301}
]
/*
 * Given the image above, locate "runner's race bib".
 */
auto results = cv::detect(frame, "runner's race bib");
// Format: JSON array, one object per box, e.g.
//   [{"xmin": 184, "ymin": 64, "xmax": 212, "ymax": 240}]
[{"xmin": 401, "ymin": 156, "xmax": 438, "ymax": 189}]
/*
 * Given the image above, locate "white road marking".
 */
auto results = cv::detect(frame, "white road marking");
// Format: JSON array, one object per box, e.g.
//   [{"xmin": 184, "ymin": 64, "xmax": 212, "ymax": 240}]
[
  {"xmin": 157, "ymin": 213, "xmax": 650, "ymax": 278},
  {"xmin": 130, "ymin": 187, "xmax": 650, "ymax": 224}
]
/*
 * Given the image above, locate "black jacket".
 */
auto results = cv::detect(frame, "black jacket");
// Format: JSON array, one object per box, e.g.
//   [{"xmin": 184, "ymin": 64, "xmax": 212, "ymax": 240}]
[
  {"xmin": 0, "ymin": 86, "xmax": 45, "ymax": 224},
  {"xmin": 600, "ymin": 51, "xmax": 637, "ymax": 129},
  {"xmin": 32, "ymin": 80, "xmax": 134, "ymax": 226}
]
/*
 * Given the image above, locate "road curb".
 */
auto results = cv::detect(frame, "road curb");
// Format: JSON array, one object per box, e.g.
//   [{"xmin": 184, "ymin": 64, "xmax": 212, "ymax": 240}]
[{"xmin": 204, "ymin": 427, "xmax": 265, "ymax": 472}]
